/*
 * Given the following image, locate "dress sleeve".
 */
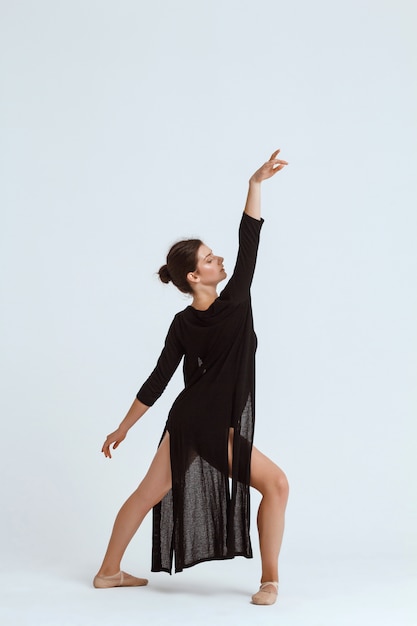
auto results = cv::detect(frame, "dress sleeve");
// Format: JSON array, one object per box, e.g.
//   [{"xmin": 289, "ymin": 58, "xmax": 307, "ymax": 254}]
[
  {"xmin": 136, "ymin": 315, "xmax": 184, "ymax": 407},
  {"xmin": 219, "ymin": 212, "xmax": 264, "ymax": 303}
]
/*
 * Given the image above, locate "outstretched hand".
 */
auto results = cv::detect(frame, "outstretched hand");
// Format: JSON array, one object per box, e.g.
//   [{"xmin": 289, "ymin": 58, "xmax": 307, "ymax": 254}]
[
  {"xmin": 101, "ymin": 427, "xmax": 127, "ymax": 458},
  {"xmin": 250, "ymin": 149, "xmax": 288, "ymax": 184}
]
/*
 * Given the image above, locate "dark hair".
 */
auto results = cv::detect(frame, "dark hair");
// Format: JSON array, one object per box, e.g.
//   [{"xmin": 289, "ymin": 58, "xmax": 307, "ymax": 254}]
[{"xmin": 158, "ymin": 238, "xmax": 203, "ymax": 295}]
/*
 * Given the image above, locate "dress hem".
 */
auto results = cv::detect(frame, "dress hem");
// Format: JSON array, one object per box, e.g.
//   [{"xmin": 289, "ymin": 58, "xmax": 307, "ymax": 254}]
[{"xmin": 151, "ymin": 551, "xmax": 253, "ymax": 575}]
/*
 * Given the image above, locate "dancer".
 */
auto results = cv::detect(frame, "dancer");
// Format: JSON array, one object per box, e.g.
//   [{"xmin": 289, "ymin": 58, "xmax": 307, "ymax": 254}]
[{"xmin": 94, "ymin": 149, "xmax": 289, "ymax": 606}]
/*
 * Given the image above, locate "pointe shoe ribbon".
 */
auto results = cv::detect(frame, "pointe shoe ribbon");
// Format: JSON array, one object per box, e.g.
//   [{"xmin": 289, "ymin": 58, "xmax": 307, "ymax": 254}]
[
  {"xmin": 251, "ymin": 581, "xmax": 279, "ymax": 605},
  {"xmin": 93, "ymin": 571, "xmax": 148, "ymax": 588}
]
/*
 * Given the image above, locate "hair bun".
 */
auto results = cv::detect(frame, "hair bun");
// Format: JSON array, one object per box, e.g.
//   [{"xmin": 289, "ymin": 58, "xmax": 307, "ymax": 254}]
[{"xmin": 158, "ymin": 264, "xmax": 171, "ymax": 284}]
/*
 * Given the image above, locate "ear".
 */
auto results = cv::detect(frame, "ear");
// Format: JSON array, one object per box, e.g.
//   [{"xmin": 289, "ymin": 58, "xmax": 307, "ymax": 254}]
[{"xmin": 187, "ymin": 271, "xmax": 200, "ymax": 286}]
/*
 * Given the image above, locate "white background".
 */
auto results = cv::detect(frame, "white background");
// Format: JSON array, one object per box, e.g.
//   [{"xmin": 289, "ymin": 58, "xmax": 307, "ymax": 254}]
[{"xmin": 1, "ymin": 1, "xmax": 416, "ymax": 624}]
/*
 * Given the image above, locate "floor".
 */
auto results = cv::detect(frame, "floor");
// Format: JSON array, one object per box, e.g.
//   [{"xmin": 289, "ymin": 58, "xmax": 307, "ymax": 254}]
[{"xmin": 1, "ymin": 554, "xmax": 415, "ymax": 626}]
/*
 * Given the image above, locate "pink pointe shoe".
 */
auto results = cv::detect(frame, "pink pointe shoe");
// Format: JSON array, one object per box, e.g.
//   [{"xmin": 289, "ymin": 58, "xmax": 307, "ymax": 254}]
[
  {"xmin": 93, "ymin": 571, "xmax": 148, "ymax": 589},
  {"xmin": 251, "ymin": 581, "xmax": 279, "ymax": 605}
]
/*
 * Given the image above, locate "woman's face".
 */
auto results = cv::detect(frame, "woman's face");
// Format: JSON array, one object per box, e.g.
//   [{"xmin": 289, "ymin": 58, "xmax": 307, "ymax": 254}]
[{"xmin": 193, "ymin": 243, "xmax": 227, "ymax": 286}]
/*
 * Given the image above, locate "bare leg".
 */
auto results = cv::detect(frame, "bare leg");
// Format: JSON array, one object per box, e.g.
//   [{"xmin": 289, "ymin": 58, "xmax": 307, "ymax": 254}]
[
  {"xmin": 250, "ymin": 445, "xmax": 289, "ymax": 584},
  {"xmin": 228, "ymin": 431, "xmax": 289, "ymax": 585},
  {"xmin": 97, "ymin": 432, "xmax": 172, "ymax": 577}
]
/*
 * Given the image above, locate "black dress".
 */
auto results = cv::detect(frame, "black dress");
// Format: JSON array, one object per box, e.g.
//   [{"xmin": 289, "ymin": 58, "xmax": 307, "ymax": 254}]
[{"xmin": 137, "ymin": 212, "xmax": 264, "ymax": 573}]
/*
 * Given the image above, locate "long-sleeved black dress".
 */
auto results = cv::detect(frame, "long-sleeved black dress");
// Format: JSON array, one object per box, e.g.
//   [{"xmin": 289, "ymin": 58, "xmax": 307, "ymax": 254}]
[{"xmin": 137, "ymin": 212, "xmax": 264, "ymax": 574}]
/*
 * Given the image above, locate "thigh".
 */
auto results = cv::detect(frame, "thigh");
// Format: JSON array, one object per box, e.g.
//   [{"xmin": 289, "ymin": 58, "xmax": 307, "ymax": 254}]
[
  {"xmin": 250, "ymin": 445, "xmax": 288, "ymax": 495},
  {"xmin": 136, "ymin": 431, "xmax": 172, "ymax": 506}
]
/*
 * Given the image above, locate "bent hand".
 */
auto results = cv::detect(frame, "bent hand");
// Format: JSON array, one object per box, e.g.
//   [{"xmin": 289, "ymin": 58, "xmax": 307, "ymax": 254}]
[
  {"xmin": 101, "ymin": 427, "xmax": 128, "ymax": 458},
  {"xmin": 250, "ymin": 149, "xmax": 288, "ymax": 184}
]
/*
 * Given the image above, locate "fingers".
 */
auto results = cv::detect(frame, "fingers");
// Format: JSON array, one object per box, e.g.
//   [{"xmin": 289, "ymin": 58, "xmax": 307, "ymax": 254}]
[
  {"xmin": 251, "ymin": 150, "xmax": 287, "ymax": 182},
  {"xmin": 269, "ymin": 149, "xmax": 288, "ymax": 168},
  {"xmin": 267, "ymin": 149, "xmax": 288, "ymax": 173},
  {"xmin": 102, "ymin": 441, "xmax": 112, "ymax": 458},
  {"xmin": 272, "ymin": 159, "xmax": 288, "ymax": 169},
  {"xmin": 101, "ymin": 431, "xmax": 126, "ymax": 458},
  {"xmin": 263, "ymin": 158, "xmax": 288, "ymax": 179},
  {"xmin": 102, "ymin": 437, "xmax": 114, "ymax": 458},
  {"xmin": 271, "ymin": 163, "xmax": 286, "ymax": 173},
  {"xmin": 260, "ymin": 158, "xmax": 288, "ymax": 180}
]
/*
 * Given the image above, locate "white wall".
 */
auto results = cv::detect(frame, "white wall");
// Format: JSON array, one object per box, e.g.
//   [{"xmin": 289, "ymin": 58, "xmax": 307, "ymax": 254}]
[{"xmin": 1, "ymin": 0, "xmax": 416, "ymax": 575}]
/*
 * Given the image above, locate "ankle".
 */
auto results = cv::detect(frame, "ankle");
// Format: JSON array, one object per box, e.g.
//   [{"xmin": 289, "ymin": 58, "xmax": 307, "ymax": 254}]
[
  {"xmin": 261, "ymin": 575, "xmax": 279, "ymax": 584},
  {"xmin": 97, "ymin": 566, "xmax": 121, "ymax": 577}
]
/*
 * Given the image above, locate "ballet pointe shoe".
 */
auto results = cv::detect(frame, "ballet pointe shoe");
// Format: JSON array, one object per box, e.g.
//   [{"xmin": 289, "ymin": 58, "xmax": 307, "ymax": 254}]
[
  {"xmin": 93, "ymin": 571, "xmax": 148, "ymax": 589},
  {"xmin": 251, "ymin": 581, "xmax": 279, "ymax": 605}
]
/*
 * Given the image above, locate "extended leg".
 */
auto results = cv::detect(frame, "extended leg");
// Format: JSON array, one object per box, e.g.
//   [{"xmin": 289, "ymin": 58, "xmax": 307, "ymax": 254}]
[{"xmin": 96, "ymin": 432, "xmax": 172, "ymax": 579}]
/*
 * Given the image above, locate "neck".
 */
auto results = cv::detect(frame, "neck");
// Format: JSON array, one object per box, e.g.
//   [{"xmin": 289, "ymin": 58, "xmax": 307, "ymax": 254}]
[{"xmin": 191, "ymin": 286, "xmax": 218, "ymax": 311}]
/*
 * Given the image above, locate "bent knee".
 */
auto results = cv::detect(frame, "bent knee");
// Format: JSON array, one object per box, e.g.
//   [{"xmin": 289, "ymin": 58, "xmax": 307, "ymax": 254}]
[
  {"xmin": 277, "ymin": 470, "xmax": 290, "ymax": 498},
  {"xmin": 262, "ymin": 468, "xmax": 289, "ymax": 500}
]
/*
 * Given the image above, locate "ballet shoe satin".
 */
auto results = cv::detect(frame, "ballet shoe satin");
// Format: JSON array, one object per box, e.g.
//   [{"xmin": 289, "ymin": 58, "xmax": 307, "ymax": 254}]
[
  {"xmin": 251, "ymin": 581, "xmax": 279, "ymax": 605},
  {"xmin": 93, "ymin": 571, "xmax": 148, "ymax": 589}
]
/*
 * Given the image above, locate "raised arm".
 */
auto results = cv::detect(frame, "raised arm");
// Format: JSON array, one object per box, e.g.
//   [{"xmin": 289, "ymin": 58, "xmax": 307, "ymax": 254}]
[
  {"xmin": 220, "ymin": 149, "xmax": 287, "ymax": 303},
  {"xmin": 244, "ymin": 149, "xmax": 288, "ymax": 220}
]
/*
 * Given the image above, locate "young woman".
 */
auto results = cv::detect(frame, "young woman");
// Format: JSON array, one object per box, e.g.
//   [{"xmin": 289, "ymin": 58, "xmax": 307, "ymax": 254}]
[{"xmin": 94, "ymin": 150, "xmax": 289, "ymax": 606}]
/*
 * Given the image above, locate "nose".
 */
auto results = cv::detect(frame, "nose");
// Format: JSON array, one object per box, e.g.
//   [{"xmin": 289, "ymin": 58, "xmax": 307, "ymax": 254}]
[{"xmin": 217, "ymin": 256, "xmax": 224, "ymax": 265}]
